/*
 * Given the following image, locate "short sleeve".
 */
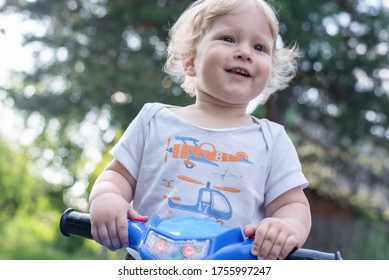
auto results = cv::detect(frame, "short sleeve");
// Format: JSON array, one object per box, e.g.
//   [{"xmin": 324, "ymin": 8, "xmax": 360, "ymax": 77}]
[
  {"xmin": 263, "ymin": 124, "xmax": 308, "ymax": 206},
  {"xmin": 109, "ymin": 104, "xmax": 151, "ymax": 179}
]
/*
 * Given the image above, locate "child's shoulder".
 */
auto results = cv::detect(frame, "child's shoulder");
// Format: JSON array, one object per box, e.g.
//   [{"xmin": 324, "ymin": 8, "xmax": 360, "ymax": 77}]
[
  {"xmin": 252, "ymin": 117, "xmax": 285, "ymax": 134},
  {"xmin": 252, "ymin": 117, "xmax": 287, "ymax": 148},
  {"xmin": 141, "ymin": 102, "xmax": 171, "ymax": 111},
  {"xmin": 137, "ymin": 102, "xmax": 180, "ymax": 124},
  {"xmin": 139, "ymin": 102, "xmax": 173, "ymax": 116}
]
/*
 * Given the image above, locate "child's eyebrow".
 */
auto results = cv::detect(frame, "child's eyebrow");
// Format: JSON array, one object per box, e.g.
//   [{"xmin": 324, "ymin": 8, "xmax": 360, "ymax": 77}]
[{"xmin": 213, "ymin": 26, "xmax": 274, "ymax": 47}]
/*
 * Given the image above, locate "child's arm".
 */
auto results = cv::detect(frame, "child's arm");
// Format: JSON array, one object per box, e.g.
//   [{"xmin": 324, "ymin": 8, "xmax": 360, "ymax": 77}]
[
  {"xmin": 88, "ymin": 159, "xmax": 148, "ymax": 251},
  {"xmin": 243, "ymin": 187, "xmax": 311, "ymax": 260}
]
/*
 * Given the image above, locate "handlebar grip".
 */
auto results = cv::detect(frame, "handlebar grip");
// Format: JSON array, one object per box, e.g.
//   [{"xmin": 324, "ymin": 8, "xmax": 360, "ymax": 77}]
[
  {"xmin": 286, "ymin": 248, "xmax": 342, "ymax": 260},
  {"xmin": 60, "ymin": 208, "xmax": 93, "ymax": 239}
]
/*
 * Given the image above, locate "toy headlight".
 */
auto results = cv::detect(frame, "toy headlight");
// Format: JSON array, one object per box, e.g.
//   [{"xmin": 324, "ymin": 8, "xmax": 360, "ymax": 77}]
[{"xmin": 145, "ymin": 231, "xmax": 210, "ymax": 260}]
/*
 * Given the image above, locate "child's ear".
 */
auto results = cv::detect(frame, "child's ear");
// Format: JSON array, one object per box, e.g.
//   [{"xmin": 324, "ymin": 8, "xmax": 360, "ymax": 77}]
[{"xmin": 181, "ymin": 53, "xmax": 196, "ymax": 77}]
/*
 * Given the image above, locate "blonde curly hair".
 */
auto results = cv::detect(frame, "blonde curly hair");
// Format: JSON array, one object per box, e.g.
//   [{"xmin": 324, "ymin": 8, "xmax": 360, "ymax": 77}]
[{"xmin": 164, "ymin": 0, "xmax": 298, "ymax": 104}]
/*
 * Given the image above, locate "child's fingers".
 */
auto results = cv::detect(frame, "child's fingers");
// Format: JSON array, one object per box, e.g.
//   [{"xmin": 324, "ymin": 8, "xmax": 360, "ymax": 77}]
[
  {"xmin": 127, "ymin": 207, "xmax": 149, "ymax": 222},
  {"xmin": 107, "ymin": 221, "xmax": 123, "ymax": 250},
  {"xmin": 243, "ymin": 224, "xmax": 257, "ymax": 238},
  {"xmin": 94, "ymin": 223, "xmax": 117, "ymax": 251},
  {"xmin": 116, "ymin": 215, "xmax": 129, "ymax": 248},
  {"xmin": 245, "ymin": 219, "xmax": 301, "ymax": 260},
  {"xmin": 278, "ymin": 236, "xmax": 298, "ymax": 259},
  {"xmin": 263, "ymin": 231, "xmax": 287, "ymax": 260},
  {"xmin": 255, "ymin": 224, "xmax": 279, "ymax": 259},
  {"xmin": 250, "ymin": 222, "xmax": 270, "ymax": 258},
  {"xmin": 91, "ymin": 223, "xmax": 104, "ymax": 247}
]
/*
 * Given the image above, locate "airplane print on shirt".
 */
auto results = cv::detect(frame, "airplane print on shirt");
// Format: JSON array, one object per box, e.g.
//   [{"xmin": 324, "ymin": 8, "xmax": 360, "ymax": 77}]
[
  {"xmin": 162, "ymin": 135, "xmax": 251, "ymax": 224},
  {"xmin": 164, "ymin": 136, "xmax": 252, "ymax": 169}
]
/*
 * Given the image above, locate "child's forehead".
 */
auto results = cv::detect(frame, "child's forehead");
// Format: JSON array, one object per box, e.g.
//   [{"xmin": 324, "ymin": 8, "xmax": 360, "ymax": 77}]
[
  {"xmin": 224, "ymin": 2, "xmax": 269, "ymax": 21},
  {"xmin": 209, "ymin": 2, "xmax": 277, "ymax": 38},
  {"xmin": 210, "ymin": 0, "xmax": 272, "ymax": 18},
  {"xmin": 207, "ymin": 1, "xmax": 277, "ymax": 35}
]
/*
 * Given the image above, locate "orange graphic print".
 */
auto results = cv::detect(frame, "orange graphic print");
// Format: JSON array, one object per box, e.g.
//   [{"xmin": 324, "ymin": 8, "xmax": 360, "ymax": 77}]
[{"xmin": 164, "ymin": 136, "xmax": 252, "ymax": 168}]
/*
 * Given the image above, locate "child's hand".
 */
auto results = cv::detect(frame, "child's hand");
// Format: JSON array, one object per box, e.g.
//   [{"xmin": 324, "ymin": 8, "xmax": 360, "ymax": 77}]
[
  {"xmin": 89, "ymin": 193, "xmax": 148, "ymax": 251},
  {"xmin": 243, "ymin": 217, "xmax": 299, "ymax": 260}
]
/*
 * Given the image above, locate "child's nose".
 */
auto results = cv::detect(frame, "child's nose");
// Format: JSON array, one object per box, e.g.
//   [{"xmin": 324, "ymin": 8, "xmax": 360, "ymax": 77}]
[{"xmin": 234, "ymin": 43, "xmax": 253, "ymax": 62}]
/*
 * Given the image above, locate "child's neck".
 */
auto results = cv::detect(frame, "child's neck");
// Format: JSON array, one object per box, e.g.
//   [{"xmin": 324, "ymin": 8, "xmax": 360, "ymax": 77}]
[{"xmin": 171, "ymin": 100, "xmax": 254, "ymax": 129}]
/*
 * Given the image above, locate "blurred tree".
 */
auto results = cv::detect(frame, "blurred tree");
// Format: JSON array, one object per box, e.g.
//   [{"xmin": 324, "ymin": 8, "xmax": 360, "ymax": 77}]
[
  {"xmin": 0, "ymin": 137, "xmax": 36, "ymax": 220},
  {"xmin": 273, "ymin": 0, "xmax": 389, "ymax": 218},
  {"xmin": 1, "ymin": 0, "xmax": 388, "ymax": 219},
  {"xmin": 0, "ymin": 134, "xmax": 65, "ymax": 229},
  {"xmin": 0, "ymin": 0, "xmax": 194, "ymax": 200}
]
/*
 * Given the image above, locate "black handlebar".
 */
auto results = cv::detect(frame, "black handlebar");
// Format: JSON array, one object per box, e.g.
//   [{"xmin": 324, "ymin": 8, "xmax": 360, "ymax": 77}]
[
  {"xmin": 60, "ymin": 208, "xmax": 93, "ymax": 239},
  {"xmin": 285, "ymin": 247, "xmax": 342, "ymax": 260},
  {"xmin": 60, "ymin": 208, "xmax": 342, "ymax": 260}
]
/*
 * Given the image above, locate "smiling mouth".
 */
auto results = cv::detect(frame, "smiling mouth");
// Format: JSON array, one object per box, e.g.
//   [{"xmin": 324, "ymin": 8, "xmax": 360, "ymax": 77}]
[{"xmin": 227, "ymin": 68, "xmax": 251, "ymax": 77}]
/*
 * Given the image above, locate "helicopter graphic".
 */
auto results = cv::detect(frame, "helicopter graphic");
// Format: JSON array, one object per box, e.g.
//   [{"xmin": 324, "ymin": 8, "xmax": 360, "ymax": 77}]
[
  {"xmin": 166, "ymin": 175, "xmax": 241, "ymax": 223},
  {"xmin": 164, "ymin": 136, "xmax": 252, "ymax": 169}
]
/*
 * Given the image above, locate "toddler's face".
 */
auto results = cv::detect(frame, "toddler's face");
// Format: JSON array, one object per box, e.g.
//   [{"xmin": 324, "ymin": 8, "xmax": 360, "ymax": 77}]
[{"xmin": 188, "ymin": 2, "xmax": 274, "ymax": 106}]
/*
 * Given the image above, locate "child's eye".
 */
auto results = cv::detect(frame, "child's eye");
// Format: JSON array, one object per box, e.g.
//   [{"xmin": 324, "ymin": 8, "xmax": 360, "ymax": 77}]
[
  {"xmin": 222, "ymin": 36, "xmax": 235, "ymax": 43},
  {"xmin": 254, "ymin": 44, "xmax": 265, "ymax": 52}
]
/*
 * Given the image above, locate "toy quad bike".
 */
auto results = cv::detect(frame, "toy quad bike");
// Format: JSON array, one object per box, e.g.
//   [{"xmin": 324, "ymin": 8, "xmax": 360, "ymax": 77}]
[{"xmin": 60, "ymin": 208, "xmax": 342, "ymax": 260}]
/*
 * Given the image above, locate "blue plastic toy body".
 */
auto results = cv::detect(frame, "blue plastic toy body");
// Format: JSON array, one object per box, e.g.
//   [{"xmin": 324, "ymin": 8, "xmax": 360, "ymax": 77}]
[
  {"xmin": 127, "ymin": 216, "xmax": 256, "ymax": 260},
  {"xmin": 59, "ymin": 209, "xmax": 342, "ymax": 260}
]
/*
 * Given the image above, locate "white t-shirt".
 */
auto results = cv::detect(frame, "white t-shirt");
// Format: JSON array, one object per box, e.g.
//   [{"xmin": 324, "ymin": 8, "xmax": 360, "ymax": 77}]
[{"xmin": 110, "ymin": 102, "xmax": 308, "ymax": 229}]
